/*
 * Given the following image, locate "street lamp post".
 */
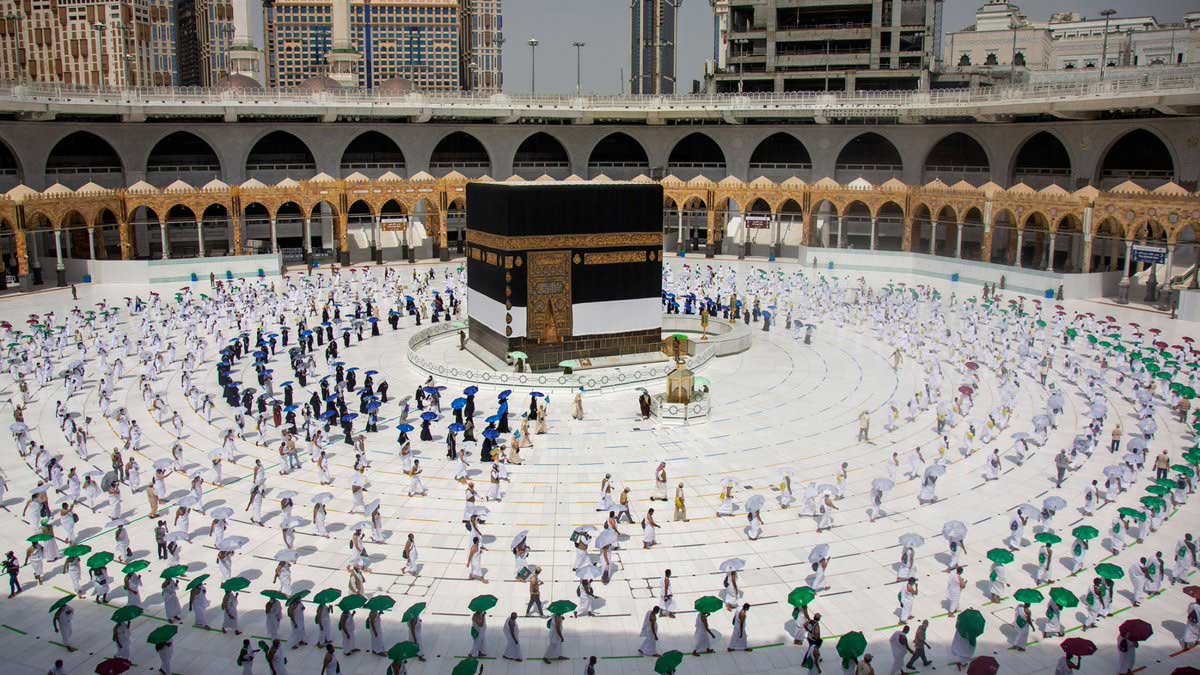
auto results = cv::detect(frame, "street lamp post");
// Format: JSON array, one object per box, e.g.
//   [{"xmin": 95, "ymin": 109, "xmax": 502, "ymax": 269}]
[
  {"xmin": 572, "ymin": 41, "xmax": 586, "ymax": 94},
  {"xmin": 527, "ymin": 38, "xmax": 539, "ymax": 94},
  {"xmin": 92, "ymin": 22, "xmax": 106, "ymax": 87},
  {"xmin": 1099, "ymin": 8, "xmax": 1117, "ymax": 81}
]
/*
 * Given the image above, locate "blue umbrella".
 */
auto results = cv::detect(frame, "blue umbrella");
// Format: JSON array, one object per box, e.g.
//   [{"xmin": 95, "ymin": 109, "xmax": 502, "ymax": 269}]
[
  {"xmin": 463, "ymin": 386, "xmax": 479, "ymax": 395},
  {"xmin": 482, "ymin": 429, "xmax": 500, "ymax": 440},
  {"xmin": 321, "ymin": 322, "xmax": 332, "ymax": 327},
  {"xmin": 325, "ymin": 394, "xmax": 340, "ymax": 402},
  {"xmin": 366, "ymin": 402, "xmax": 381, "ymax": 413},
  {"xmin": 404, "ymin": 296, "xmax": 414, "ymax": 302},
  {"xmin": 267, "ymin": 333, "xmax": 278, "ymax": 338},
  {"xmin": 530, "ymin": 392, "xmax": 545, "ymax": 398},
  {"xmin": 451, "ymin": 398, "xmax": 467, "ymax": 410},
  {"xmin": 448, "ymin": 423, "xmax": 465, "ymax": 433},
  {"xmin": 365, "ymin": 371, "xmax": 379, "ymax": 376},
  {"xmin": 420, "ymin": 411, "xmax": 439, "ymax": 422},
  {"xmin": 395, "ymin": 424, "xmax": 414, "ymax": 432},
  {"xmin": 284, "ymin": 405, "xmax": 299, "ymax": 412},
  {"xmin": 341, "ymin": 413, "xmax": 358, "ymax": 422},
  {"xmin": 498, "ymin": 389, "xmax": 512, "ymax": 399},
  {"xmin": 346, "ymin": 367, "xmax": 359, "ymax": 372},
  {"xmin": 228, "ymin": 382, "xmax": 240, "ymax": 389},
  {"xmin": 279, "ymin": 381, "xmax": 294, "ymax": 388},
  {"xmin": 368, "ymin": 317, "xmax": 379, "ymax": 323},
  {"xmin": 485, "ymin": 415, "xmax": 501, "ymax": 424},
  {"xmin": 299, "ymin": 330, "xmax": 313, "ymax": 337},
  {"xmin": 262, "ymin": 369, "xmax": 273, "ymax": 375},
  {"xmin": 319, "ymin": 410, "xmax": 337, "ymax": 420}
]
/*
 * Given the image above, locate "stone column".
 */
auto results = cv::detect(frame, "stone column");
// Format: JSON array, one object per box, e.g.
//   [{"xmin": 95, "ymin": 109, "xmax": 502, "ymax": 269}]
[
  {"xmin": 160, "ymin": 220, "xmax": 170, "ymax": 260},
  {"xmin": 231, "ymin": 209, "xmax": 244, "ymax": 256},
  {"xmin": 14, "ymin": 227, "xmax": 30, "ymax": 290},
  {"xmin": 869, "ymin": 216, "xmax": 877, "ymax": 251},
  {"xmin": 119, "ymin": 219, "xmax": 134, "ymax": 260},
  {"xmin": 955, "ymin": 222, "xmax": 964, "ymax": 258},
  {"xmin": 837, "ymin": 214, "xmax": 845, "ymax": 249},
  {"xmin": 1014, "ymin": 231, "xmax": 1024, "ymax": 268},
  {"xmin": 1117, "ymin": 240, "xmax": 1133, "ymax": 303},
  {"xmin": 705, "ymin": 207, "xmax": 716, "ymax": 258},
  {"xmin": 268, "ymin": 218, "xmax": 278, "ymax": 254},
  {"xmin": 928, "ymin": 220, "xmax": 937, "ymax": 255},
  {"xmin": 676, "ymin": 208, "xmax": 684, "ymax": 256},
  {"xmin": 901, "ymin": 218, "xmax": 913, "ymax": 252},
  {"xmin": 197, "ymin": 219, "xmax": 205, "ymax": 258},
  {"xmin": 438, "ymin": 209, "xmax": 450, "ymax": 262},
  {"xmin": 87, "ymin": 227, "xmax": 96, "ymax": 260},
  {"xmin": 1046, "ymin": 233, "xmax": 1056, "ymax": 271},
  {"xmin": 302, "ymin": 217, "xmax": 313, "ymax": 265},
  {"xmin": 53, "ymin": 228, "xmax": 65, "ymax": 286},
  {"xmin": 1082, "ymin": 239, "xmax": 1093, "ymax": 273},
  {"xmin": 368, "ymin": 215, "xmax": 379, "ymax": 263},
  {"xmin": 771, "ymin": 214, "xmax": 782, "ymax": 259},
  {"xmin": 981, "ymin": 227, "xmax": 994, "ymax": 263},
  {"xmin": 374, "ymin": 215, "xmax": 384, "ymax": 264}
]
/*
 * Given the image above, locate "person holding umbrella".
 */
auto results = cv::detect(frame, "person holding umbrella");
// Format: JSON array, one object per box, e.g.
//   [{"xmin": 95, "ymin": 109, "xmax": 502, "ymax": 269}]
[
  {"xmin": 51, "ymin": 597, "xmax": 74, "ymax": 651},
  {"xmin": 543, "ymin": 606, "xmax": 567, "ymax": 663}
]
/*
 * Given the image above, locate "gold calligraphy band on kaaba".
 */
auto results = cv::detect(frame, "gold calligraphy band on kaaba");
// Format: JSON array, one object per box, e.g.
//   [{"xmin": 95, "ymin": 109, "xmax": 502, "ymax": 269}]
[{"xmin": 466, "ymin": 230, "xmax": 662, "ymax": 252}]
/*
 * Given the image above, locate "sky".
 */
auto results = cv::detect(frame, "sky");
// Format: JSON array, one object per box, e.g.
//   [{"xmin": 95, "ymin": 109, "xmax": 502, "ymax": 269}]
[{"xmin": 248, "ymin": 0, "xmax": 1194, "ymax": 94}]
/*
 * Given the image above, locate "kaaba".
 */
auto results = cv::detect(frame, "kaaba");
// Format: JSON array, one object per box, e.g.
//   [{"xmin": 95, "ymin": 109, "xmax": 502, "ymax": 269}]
[{"xmin": 465, "ymin": 182, "xmax": 664, "ymax": 372}]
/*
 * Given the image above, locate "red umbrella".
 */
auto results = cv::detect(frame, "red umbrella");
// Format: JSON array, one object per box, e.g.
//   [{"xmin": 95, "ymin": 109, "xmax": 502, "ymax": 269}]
[
  {"xmin": 1129, "ymin": 322, "xmax": 1140, "ymax": 327},
  {"xmin": 966, "ymin": 656, "xmax": 999, "ymax": 675},
  {"xmin": 1149, "ymin": 328, "xmax": 1162, "ymax": 334},
  {"xmin": 959, "ymin": 385, "xmax": 974, "ymax": 395},
  {"xmin": 1106, "ymin": 315, "xmax": 1116, "ymax": 322},
  {"xmin": 965, "ymin": 362, "xmax": 979, "ymax": 371},
  {"xmin": 0, "ymin": 321, "xmax": 10, "ymax": 328},
  {"xmin": 95, "ymin": 658, "xmax": 133, "ymax": 675},
  {"xmin": 1182, "ymin": 586, "xmax": 1200, "ymax": 601},
  {"xmin": 1060, "ymin": 637, "xmax": 1097, "ymax": 656},
  {"xmin": 1184, "ymin": 337, "xmax": 1195, "ymax": 343},
  {"xmin": 1119, "ymin": 618, "xmax": 1153, "ymax": 642},
  {"xmin": 1155, "ymin": 341, "xmax": 1168, "ymax": 350},
  {"xmin": 1055, "ymin": 305, "xmax": 1064, "ymax": 310},
  {"xmin": 24, "ymin": 319, "xmax": 37, "ymax": 324},
  {"xmin": 1085, "ymin": 312, "xmax": 1095, "ymax": 317},
  {"xmin": 1171, "ymin": 667, "xmax": 1200, "ymax": 675}
]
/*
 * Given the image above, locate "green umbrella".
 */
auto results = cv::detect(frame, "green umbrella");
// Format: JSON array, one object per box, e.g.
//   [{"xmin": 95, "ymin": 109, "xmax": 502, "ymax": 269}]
[
  {"xmin": 955, "ymin": 609, "xmax": 986, "ymax": 646},
  {"xmin": 986, "ymin": 548, "xmax": 1014, "ymax": 565},
  {"xmin": 558, "ymin": 360, "xmax": 580, "ymax": 369},
  {"xmin": 185, "ymin": 574, "xmax": 210, "ymax": 591},
  {"xmin": 387, "ymin": 641, "xmax": 419, "ymax": 662},
  {"xmin": 1013, "ymin": 588, "xmax": 1044, "ymax": 604},
  {"xmin": 654, "ymin": 650, "xmax": 684, "ymax": 674},
  {"xmin": 694, "ymin": 376, "xmax": 711, "ymax": 387},
  {"xmin": 1146, "ymin": 484, "xmax": 1172, "ymax": 495},
  {"xmin": 287, "ymin": 590, "xmax": 310, "ymax": 605},
  {"xmin": 402, "ymin": 602, "xmax": 426, "ymax": 623},
  {"xmin": 338, "ymin": 594, "xmax": 367, "ymax": 612},
  {"xmin": 547, "ymin": 600, "xmax": 577, "ymax": 616},
  {"xmin": 836, "ymin": 631, "xmax": 868, "ymax": 670},
  {"xmin": 507, "ymin": 351, "xmax": 528, "ymax": 360},
  {"xmin": 365, "ymin": 595, "xmax": 395, "ymax": 612},
  {"xmin": 452, "ymin": 658, "xmax": 480, "ymax": 675},
  {"xmin": 1141, "ymin": 496, "xmax": 1167, "ymax": 511},
  {"xmin": 1095, "ymin": 563, "xmax": 1124, "ymax": 580},
  {"xmin": 788, "ymin": 586, "xmax": 817, "ymax": 608},
  {"xmin": 1034, "ymin": 533, "xmax": 1061, "ymax": 545},
  {"xmin": 87, "ymin": 552, "xmax": 114, "ymax": 569},
  {"xmin": 1118, "ymin": 507, "xmax": 1146, "ymax": 521},
  {"xmin": 1049, "ymin": 587, "xmax": 1078, "ymax": 608},
  {"xmin": 694, "ymin": 596, "xmax": 723, "ymax": 614},
  {"xmin": 48, "ymin": 594, "xmax": 75, "ymax": 614},
  {"xmin": 1072, "ymin": 525, "xmax": 1099, "ymax": 541},
  {"xmin": 160, "ymin": 565, "xmax": 188, "ymax": 579},
  {"xmin": 1036, "ymin": 320, "xmax": 1047, "ymax": 328},
  {"xmin": 146, "ymin": 624, "xmax": 177, "ymax": 645},
  {"xmin": 313, "ymin": 588, "xmax": 342, "ymax": 605},
  {"xmin": 1171, "ymin": 464, "xmax": 1195, "ymax": 477},
  {"xmin": 261, "ymin": 590, "xmax": 288, "ymax": 601},
  {"xmin": 1113, "ymin": 344, "xmax": 1128, "ymax": 353},
  {"xmin": 221, "ymin": 577, "xmax": 250, "ymax": 593},
  {"xmin": 26, "ymin": 533, "xmax": 52, "ymax": 544},
  {"xmin": 468, "ymin": 594, "xmax": 497, "ymax": 612},
  {"xmin": 122, "ymin": 560, "xmax": 150, "ymax": 575},
  {"xmin": 670, "ymin": 334, "xmax": 688, "ymax": 341},
  {"xmin": 62, "ymin": 545, "xmax": 91, "ymax": 558},
  {"xmin": 111, "ymin": 605, "xmax": 142, "ymax": 623},
  {"xmin": 1186, "ymin": 450, "xmax": 1200, "ymax": 465}
]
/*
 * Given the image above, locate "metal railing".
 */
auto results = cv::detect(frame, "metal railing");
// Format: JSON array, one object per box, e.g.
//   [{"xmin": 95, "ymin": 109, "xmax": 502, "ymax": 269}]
[{"xmin": 0, "ymin": 66, "xmax": 1196, "ymax": 119}]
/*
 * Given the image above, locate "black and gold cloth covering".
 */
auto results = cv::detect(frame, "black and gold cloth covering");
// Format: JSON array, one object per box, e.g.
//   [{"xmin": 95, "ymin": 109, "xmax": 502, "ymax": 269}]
[{"xmin": 465, "ymin": 182, "xmax": 664, "ymax": 371}]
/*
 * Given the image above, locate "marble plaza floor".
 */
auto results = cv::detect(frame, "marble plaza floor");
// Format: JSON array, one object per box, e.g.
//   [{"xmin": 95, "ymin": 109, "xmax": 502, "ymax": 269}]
[{"xmin": 0, "ymin": 256, "xmax": 1197, "ymax": 675}]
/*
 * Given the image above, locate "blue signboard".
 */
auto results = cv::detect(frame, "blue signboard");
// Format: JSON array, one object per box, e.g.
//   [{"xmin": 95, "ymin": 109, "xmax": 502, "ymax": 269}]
[{"xmin": 1130, "ymin": 245, "xmax": 1167, "ymax": 265}]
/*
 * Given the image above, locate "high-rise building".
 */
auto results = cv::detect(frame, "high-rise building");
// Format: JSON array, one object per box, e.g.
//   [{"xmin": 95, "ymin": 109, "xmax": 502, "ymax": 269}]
[
  {"xmin": 0, "ymin": 0, "xmax": 169, "ymax": 86},
  {"xmin": 630, "ymin": 0, "xmax": 680, "ymax": 94},
  {"xmin": 173, "ymin": 0, "xmax": 236, "ymax": 86},
  {"xmin": 458, "ymin": 0, "xmax": 502, "ymax": 92},
  {"xmin": 267, "ymin": 0, "xmax": 464, "ymax": 91},
  {"xmin": 707, "ymin": 0, "xmax": 944, "ymax": 93}
]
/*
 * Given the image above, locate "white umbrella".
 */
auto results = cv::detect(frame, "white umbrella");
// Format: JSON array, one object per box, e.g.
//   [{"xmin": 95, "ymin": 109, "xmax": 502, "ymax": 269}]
[
  {"xmin": 720, "ymin": 558, "xmax": 746, "ymax": 573},
  {"xmin": 217, "ymin": 536, "xmax": 248, "ymax": 552},
  {"xmin": 84, "ymin": 469, "xmax": 106, "ymax": 479},
  {"xmin": 30, "ymin": 483, "xmax": 52, "ymax": 495},
  {"xmin": 163, "ymin": 531, "xmax": 189, "ymax": 542},
  {"xmin": 575, "ymin": 564, "xmax": 601, "ymax": 581},
  {"xmin": 572, "ymin": 525, "xmax": 597, "ymax": 536},
  {"xmin": 351, "ymin": 474, "xmax": 368, "ymax": 488},
  {"xmin": 1043, "ymin": 496, "xmax": 1067, "ymax": 512},
  {"xmin": 1031, "ymin": 415, "xmax": 1051, "ymax": 428},
  {"xmin": 808, "ymin": 544, "xmax": 830, "ymax": 564},
  {"xmin": 281, "ymin": 517, "xmax": 304, "ymax": 530},
  {"xmin": 470, "ymin": 505, "xmax": 490, "ymax": 518},
  {"xmin": 898, "ymin": 533, "xmax": 925, "ymax": 549},
  {"xmin": 1010, "ymin": 432, "xmax": 1033, "ymax": 442},
  {"xmin": 1103, "ymin": 465, "xmax": 1124, "ymax": 480},
  {"xmin": 1013, "ymin": 503, "xmax": 1038, "ymax": 518},
  {"xmin": 176, "ymin": 495, "xmax": 200, "ymax": 509},
  {"xmin": 924, "ymin": 464, "xmax": 946, "ymax": 478},
  {"xmin": 105, "ymin": 518, "xmax": 129, "ymax": 529},
  {"xmin": 745, "ymin": 494, "xmax": 765, "ymax": 512},
  {"xmin": 1122, "ymin": 453, "xmax": 1140, "ymax": 465},
  {"xmin": 942, "ymin": 520, "xmax": 968, "ymax": 542},
  {"xmin": 8, "ymin": 422, "xmax": 28, "ymax": 433},
  {"xmin": 510, "ymin": 530, "xmax": 529, "ymax": 549},
  {"xmin": 274, "ymin": 549, "xmax": 299, "ymax": 562},
  {"xmin": 276, "ymin": 490, "xmax": 298, "ymax": 501},
  {"xmin": 209, "ymin": 507, "xmax": 234, "ymax": 520},
  {"xmin": 186, "ymin": 466, "xmax": 207, "ymax": 478},
  {"xmin": 719, "ymin": 477, "xmax": 736, "ymax": 489},
  {"xmin": 872, "ymin": 478, "xmax": 895, "ymax": 492},
  {"xmin": 153, "ymin": 458, "xmax": 173, "ymax": 471},
  {"xmin": 350, "ymin": 520, "xmax": 372, "ymax": 532},
  {"xmin": 311, "ymin": 492, "xmax": 334, "ymax": 505},
  {"xmin": 364, "ymin": 499, "xmax": 380, "ymax": 515},
  {"xmin": 594, "ymin": 528, "xmax": 618, "ymax": 550},
  {"xmin": 815, "ymin": 483, "xmax": 837, "ymax": 494}
]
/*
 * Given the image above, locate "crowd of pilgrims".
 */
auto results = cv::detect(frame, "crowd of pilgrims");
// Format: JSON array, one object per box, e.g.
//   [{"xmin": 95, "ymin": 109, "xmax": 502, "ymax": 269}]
[{"xmin": 0, "ymin": 260, "xmax": 1197, "ymax": 674}]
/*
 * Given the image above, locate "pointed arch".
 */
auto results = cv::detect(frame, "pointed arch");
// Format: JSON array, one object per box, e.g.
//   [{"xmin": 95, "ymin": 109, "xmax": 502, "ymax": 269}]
[
  {"xmin": 835, "ymin": 132, "xmax": 902, "ymax": 183},
  {"xmin": 45, "ymin": 131, "xmax": 124, "ymax": 186},
  {"xmin": 512, "ymin": 132, "xmax": 570, "ymax": 179},
  {"xmin": 1011, "ymin": 131, "xmax": 1071, "ymax": 189},
  {"xmin": 429, "ymin": 131, "xmax": 491, "ymax": 177},
  {"xmin": 1097, "ymin": 129, "xmax": 1176, "ymax": 189},
  {"xmin": 587, "ymin": 132, "xmax": 649, "ymax": 179},
  {"xmin": 667, "ymin": 133, "xmax": 726, "ymax": 177},
  {"xmin": 245, "ymin": 131, "xmax": 316, "ymax": 177},
  {"xmin": 340, "ymin": 131, "xmax": 406, "ymax": 177},
  {"xmin": 922, "ymin": 132, "xmax": 990, "ymax": 183},
  {"xmin": 146, "ymin": 131, "xmax": 221, "ymax": 185}
]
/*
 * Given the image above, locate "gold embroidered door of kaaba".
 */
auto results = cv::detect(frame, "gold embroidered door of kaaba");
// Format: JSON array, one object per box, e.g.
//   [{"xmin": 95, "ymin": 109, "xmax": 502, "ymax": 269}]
[{"xmin": 526, "ymin": 250, "xmax": 572, "ymax": 343}]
